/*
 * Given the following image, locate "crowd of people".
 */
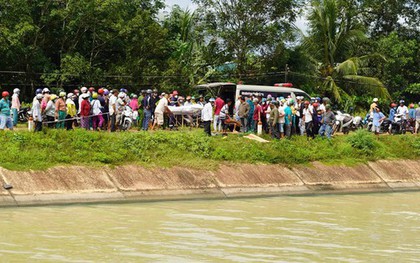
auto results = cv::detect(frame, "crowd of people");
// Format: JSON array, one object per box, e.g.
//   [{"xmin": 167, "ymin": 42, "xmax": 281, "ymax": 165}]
[
  {"xmin": 203, "ymin": 95, "xmax": 420, "ymax": 139},
  {"xmin": 369, "ymin": 98, "xmax": 420, "ymax": 135},
  {"xmin": 0, "ymin": 87, "xmax": 206, "ymax": 132},
  {"xmin": 1, "ymin": 87, "xmax": 420, "ymax": 140},
  {"xmin": 202, "ymin": 95, "xmax": 337, "ymax": 139},
  {"xmin": 29, "ymin": 87, "xmax": 171, "ymax": 132}
]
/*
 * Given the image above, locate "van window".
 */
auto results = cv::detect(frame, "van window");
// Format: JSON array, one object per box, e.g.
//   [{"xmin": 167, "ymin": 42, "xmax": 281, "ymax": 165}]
[
  {"xmin": 239, "ymin": 91, "xmax": 310, "ymax": 100},
  {"xmin": 197, "ymin": 85, "xmax": 236, "ymax": 102}
]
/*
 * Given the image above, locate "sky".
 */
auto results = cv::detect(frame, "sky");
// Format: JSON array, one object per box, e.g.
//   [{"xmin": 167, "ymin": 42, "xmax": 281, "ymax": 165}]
[
  {"xmin": 165, "ymin": 0, "xmax": 197, "ymax": 10},
  {"xmin": 164, "ymin": 0, "xmax": 308, "ymax": 33}
]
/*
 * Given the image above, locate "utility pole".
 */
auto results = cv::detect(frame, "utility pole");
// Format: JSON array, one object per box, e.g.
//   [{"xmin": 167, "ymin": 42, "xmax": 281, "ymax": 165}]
[{"xmin": 285, "ymin": 64, "xmax": 290, "ymax": 83}]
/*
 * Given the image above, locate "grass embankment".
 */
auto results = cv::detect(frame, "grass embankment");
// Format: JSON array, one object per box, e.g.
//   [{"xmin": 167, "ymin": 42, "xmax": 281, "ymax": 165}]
[{"xmin": 1, "ymin": 128, "xmax": 419, "ymax": 171}]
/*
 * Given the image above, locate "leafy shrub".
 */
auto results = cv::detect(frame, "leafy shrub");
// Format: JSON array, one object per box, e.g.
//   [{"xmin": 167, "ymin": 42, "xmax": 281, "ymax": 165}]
[
  {"xmin": 1, "ymin": 128, "xmax": 420, "ymax": 171},
  {"xmin": 346, "ymin": 130, "xmax": 375, "ymax": 154}
]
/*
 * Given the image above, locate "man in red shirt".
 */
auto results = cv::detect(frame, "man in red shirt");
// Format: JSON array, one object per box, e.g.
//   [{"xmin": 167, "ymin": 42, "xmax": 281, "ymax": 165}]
[
  {"xmin": 214, "ymin": 95, "xmax": 225, "ymax": 132},
  {"xmin": 252, "ymin": 98, "xmax": 262, "ymax": 132}
]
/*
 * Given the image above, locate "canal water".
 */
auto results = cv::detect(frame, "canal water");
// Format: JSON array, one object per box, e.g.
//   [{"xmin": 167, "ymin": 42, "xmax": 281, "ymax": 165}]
[{"xmin": 0, "ymin": 192, "xmax": 419, "ymax": 262}]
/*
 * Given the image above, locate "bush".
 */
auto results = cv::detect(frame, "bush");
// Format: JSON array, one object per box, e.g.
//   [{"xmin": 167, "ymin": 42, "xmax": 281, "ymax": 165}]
[
  {"xmin": 0, "ymin": 128, "xmax": 419, "ymax": 171},
  {"xmin": 346, "ymin": 130, "xmax": 376, "ymax": 154}
]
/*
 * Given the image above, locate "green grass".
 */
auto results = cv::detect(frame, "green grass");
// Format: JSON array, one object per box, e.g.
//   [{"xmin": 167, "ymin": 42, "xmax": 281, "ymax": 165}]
[{"xmin": 0, "ymin": 128, "xmax": 419, "ymax": 171}]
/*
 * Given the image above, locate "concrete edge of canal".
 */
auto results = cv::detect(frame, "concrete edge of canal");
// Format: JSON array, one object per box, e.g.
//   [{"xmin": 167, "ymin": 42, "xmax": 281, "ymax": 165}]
[{"xmin": 0, "ymin": 160, "xmax": 419, "ymax": 207}]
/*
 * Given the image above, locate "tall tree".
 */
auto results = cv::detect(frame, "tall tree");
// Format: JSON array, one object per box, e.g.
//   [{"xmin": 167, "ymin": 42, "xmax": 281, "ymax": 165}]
[
  {"xmin": 193, "ymin": 0, "xmax": 299, "ymax": 76},
  {"xmin": 375, "ymin": 32, "xmax": 419, "ymax": 95},
  {"xmin": 304, "ymin": 0, "xmax": 389, "ymax": 102},
  {"xmin": 358, "ymin": 0, "xmax": 420, "ymax": 38},
  {"xmin": 0, "ymin": 0, "xmax": 167, "ymax": 95},
  {"xmin": 162, "ymin": 6, "xmax": 219, "ymax": 92}
]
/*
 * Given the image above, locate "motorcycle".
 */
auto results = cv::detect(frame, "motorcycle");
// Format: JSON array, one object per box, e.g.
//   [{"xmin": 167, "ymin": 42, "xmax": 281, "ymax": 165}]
[
  {"xmin": 364, "ymin": 113, "xmax": 392, "ymax": 134},
  {"xmin": 390, "ymin": 114, "xmax": 405, "ymax": 134},
  {"xmin": 18, "ymin": 107, "xmax": 31, "ymax": 122},
  {"xmin": 406, "ymin": 118, "xmax": 416, "ymax": 134},
  {"xmin": 10, "ymin": 107, "xmax": 31, "ymax": 123},
  {"xmin": 119, "ymin": 106, "xmax": 133, "ymax": 131},
  {"xmin": 362, "ymin": 114, "xmax": 372, "ymax": 130},
  {"xmin": 389, "ymin": 114, "xmax": 414, "ymax": 135},
  {"xmin": 333, "ymin": 111, "xmax": 363, "ymax": 134}
]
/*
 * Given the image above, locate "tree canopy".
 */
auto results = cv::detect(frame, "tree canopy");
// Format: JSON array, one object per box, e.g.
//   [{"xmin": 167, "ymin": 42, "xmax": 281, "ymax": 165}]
[{"xmin": 0, "ymin": 0, "xmax": 418, "ymax": 108}]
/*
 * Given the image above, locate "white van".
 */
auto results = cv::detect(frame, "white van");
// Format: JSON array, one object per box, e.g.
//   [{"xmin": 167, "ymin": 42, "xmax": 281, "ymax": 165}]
[{"xmin": 195, "ymin": 82, "xmax": 310, "ymax": 102}]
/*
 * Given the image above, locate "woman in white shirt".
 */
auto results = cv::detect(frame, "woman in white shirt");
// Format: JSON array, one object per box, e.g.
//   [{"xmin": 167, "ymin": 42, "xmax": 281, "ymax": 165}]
[
  {"xmin": 45, "ymin": 95, "xmax": 57, "ymax": 128},
  {"xmin": 91, "ymin": 92, "xmax": 104, "ymax": 131}
]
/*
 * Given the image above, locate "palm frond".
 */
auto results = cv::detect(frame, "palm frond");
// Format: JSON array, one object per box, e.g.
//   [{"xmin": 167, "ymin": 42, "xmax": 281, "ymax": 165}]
[
  {"xmin": 322, "ymin": 76, "xmax": 347, "ymax": 102},
  {"xmin": 342, "ymin": 75, "xmax": 390, "ymax": 99},
  {"xmin": 336, "ymin": 59, "xmax": 357, "ymax": 76}
]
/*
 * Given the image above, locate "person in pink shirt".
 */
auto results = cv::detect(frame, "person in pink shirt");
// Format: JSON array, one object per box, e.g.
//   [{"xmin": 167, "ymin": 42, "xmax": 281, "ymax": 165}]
[
  {"xmin": 129, "ymin": 94, "xmax": 139, "ymax": 111},
  {"xmin": 11, "ymin": 88, "xmax": 21, "ymax": 126},
  {"xmin": 41, "ymin": 88, "xmax": 51, "ymax": 113},
  {"xmin": 129, "ymin": 94, "xmax": 140, "ymax": 126},
  {"xmin": 214, "ymin": 95, "xmax": 224, "ymax": 132}
]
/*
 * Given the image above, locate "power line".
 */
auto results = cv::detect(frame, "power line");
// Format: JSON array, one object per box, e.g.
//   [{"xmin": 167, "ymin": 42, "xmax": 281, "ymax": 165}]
[{"xmin": 0, "ymin": 69, "xmax": 386, "ymax": 88}]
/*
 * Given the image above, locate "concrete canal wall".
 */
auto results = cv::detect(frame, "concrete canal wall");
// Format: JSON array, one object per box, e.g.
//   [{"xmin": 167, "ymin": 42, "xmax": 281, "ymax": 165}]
[{"xmin": 0, "ymin": 160, "xmax": 419, "ymax": 207}]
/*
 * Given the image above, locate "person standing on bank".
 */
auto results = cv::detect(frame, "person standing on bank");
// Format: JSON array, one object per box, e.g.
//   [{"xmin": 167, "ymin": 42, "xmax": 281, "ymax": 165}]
[
  {"xmin": 284, "ymin": 100, "xmax": 293, "ymax": 139},
  {"xmin": 319, "ymin": 105, "xmax": 335, "ymax": 139},
  {"xmin": 11, "ymin": 88, "xmax": 20, "ymax": 126},
  {"xmin": 252, "ymin": 98, "xmax": 262, "ymax": 133},
  {"xmin": 415, "ymin": 102, "xmax": 420, "ymax": 134},
  {"xmin": 372, "ymin": 107, "xmax": 386, "ymax": 136},
  {"xmin": 269, "ymin": 101, "xmax": 280, "ymax": 139},
  {"xmin": 109, "ymin": 89, "xmax": 118, "ymax": 132},
  {"xmin": 55, "ymin": 92, "xmax": 67, "ymax": 129},
  {"xmin": 238, "ymin": 96, "xmax": 250, "ymax": 133},
  {"xmin": 45, "ymin": 94, "xmax": 57, "ymax": 128},
  {"xmin": 302, "ymin": 101, "xmax": 314, "ymax": 139},
  {"xmin": 214, "ymin": 95, "xmax": 224, "ymax": 132},
  {"xmin": 80, "ymin": 93, "xmax": 91, "ymax": 130},
  {"xmin": 66, "ymin": 93, "xmax": 76, "ymax": 130},
  {"xmin": 32, "ymin": 94, "xmax": 43, "ymax": 132},
  {"xmin": 152, "ymin": 93, "xmax": 171, "ymax": 130},
  {"xmin": 91, "ymin": 92, "xmax": 104, "ymax": 131},
  {"xmin": 141, "ymin": 89, "xmax": 152, "ymax": 131},
  {"xmin": 202, "ymin": 98, "xmax": 215, "ymax": 136},
  {"xmin": 0, "ymin": 91, "xmax": 13, "ymax": 131}
]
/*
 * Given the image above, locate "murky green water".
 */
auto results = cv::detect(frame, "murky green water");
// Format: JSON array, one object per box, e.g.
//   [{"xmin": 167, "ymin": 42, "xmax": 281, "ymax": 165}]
[{"xmin": 0, "ymin": 192, "xmax": 419, "ymax": 262}]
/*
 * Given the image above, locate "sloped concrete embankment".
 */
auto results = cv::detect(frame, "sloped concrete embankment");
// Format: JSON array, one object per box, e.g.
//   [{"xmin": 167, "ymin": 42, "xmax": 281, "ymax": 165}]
[{"xmin": 0, "ymin": 160, "xmax": 419, "ymax": 206}]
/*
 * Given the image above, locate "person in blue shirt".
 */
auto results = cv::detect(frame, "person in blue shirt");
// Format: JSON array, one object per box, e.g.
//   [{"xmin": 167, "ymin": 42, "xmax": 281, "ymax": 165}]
[
  {"xmin": 388, "ymin": 103, "xmax": 397, "ymax": 122},
  {"xmin": 372, "ymin": 107, "xmax": 386, "ymax": 135},
  {"xmin": 408, "ymin": 104, "xmax": 416, "ymax": 119},
  {"xmin": 0, "ymin": 91, "xmax": 13, "ymax": 131},
  {"xmin": 284, "ymin": 101, "xmax": 293, "ymax": 139}
]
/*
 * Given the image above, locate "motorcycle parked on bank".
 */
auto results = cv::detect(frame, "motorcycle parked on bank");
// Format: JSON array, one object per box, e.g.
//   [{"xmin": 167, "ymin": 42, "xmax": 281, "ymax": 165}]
[
  {"xmin": 364, "ymin": 114, "xmax": 393, "ymax": 134},
  {"xmin": 333, "ymin": 111, "xmax": 363, "ymax": 134},
  {"xmin": 389, "ymin": 113, "xmax": 414, "ymax": 135},
  {"xmin": 10, "ymin": 107, "xmax": 31, "ymax": 123},
  {"xmin": 119, "ymin": 106, "xmax": 133, "ymax": 131},
  {"xmin": 18, "ymin": 107, "xmax": 31, "ymax": 122}
]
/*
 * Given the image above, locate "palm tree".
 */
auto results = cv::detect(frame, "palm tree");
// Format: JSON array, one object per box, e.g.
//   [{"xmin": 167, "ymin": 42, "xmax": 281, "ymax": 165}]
[
  {"xmin": 163, "ymin": 7, "xmax": 217, "ymax": 92},
  {"xmin": 304, "ymin": 0, "xmax": 390, "ymax": 102}
]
